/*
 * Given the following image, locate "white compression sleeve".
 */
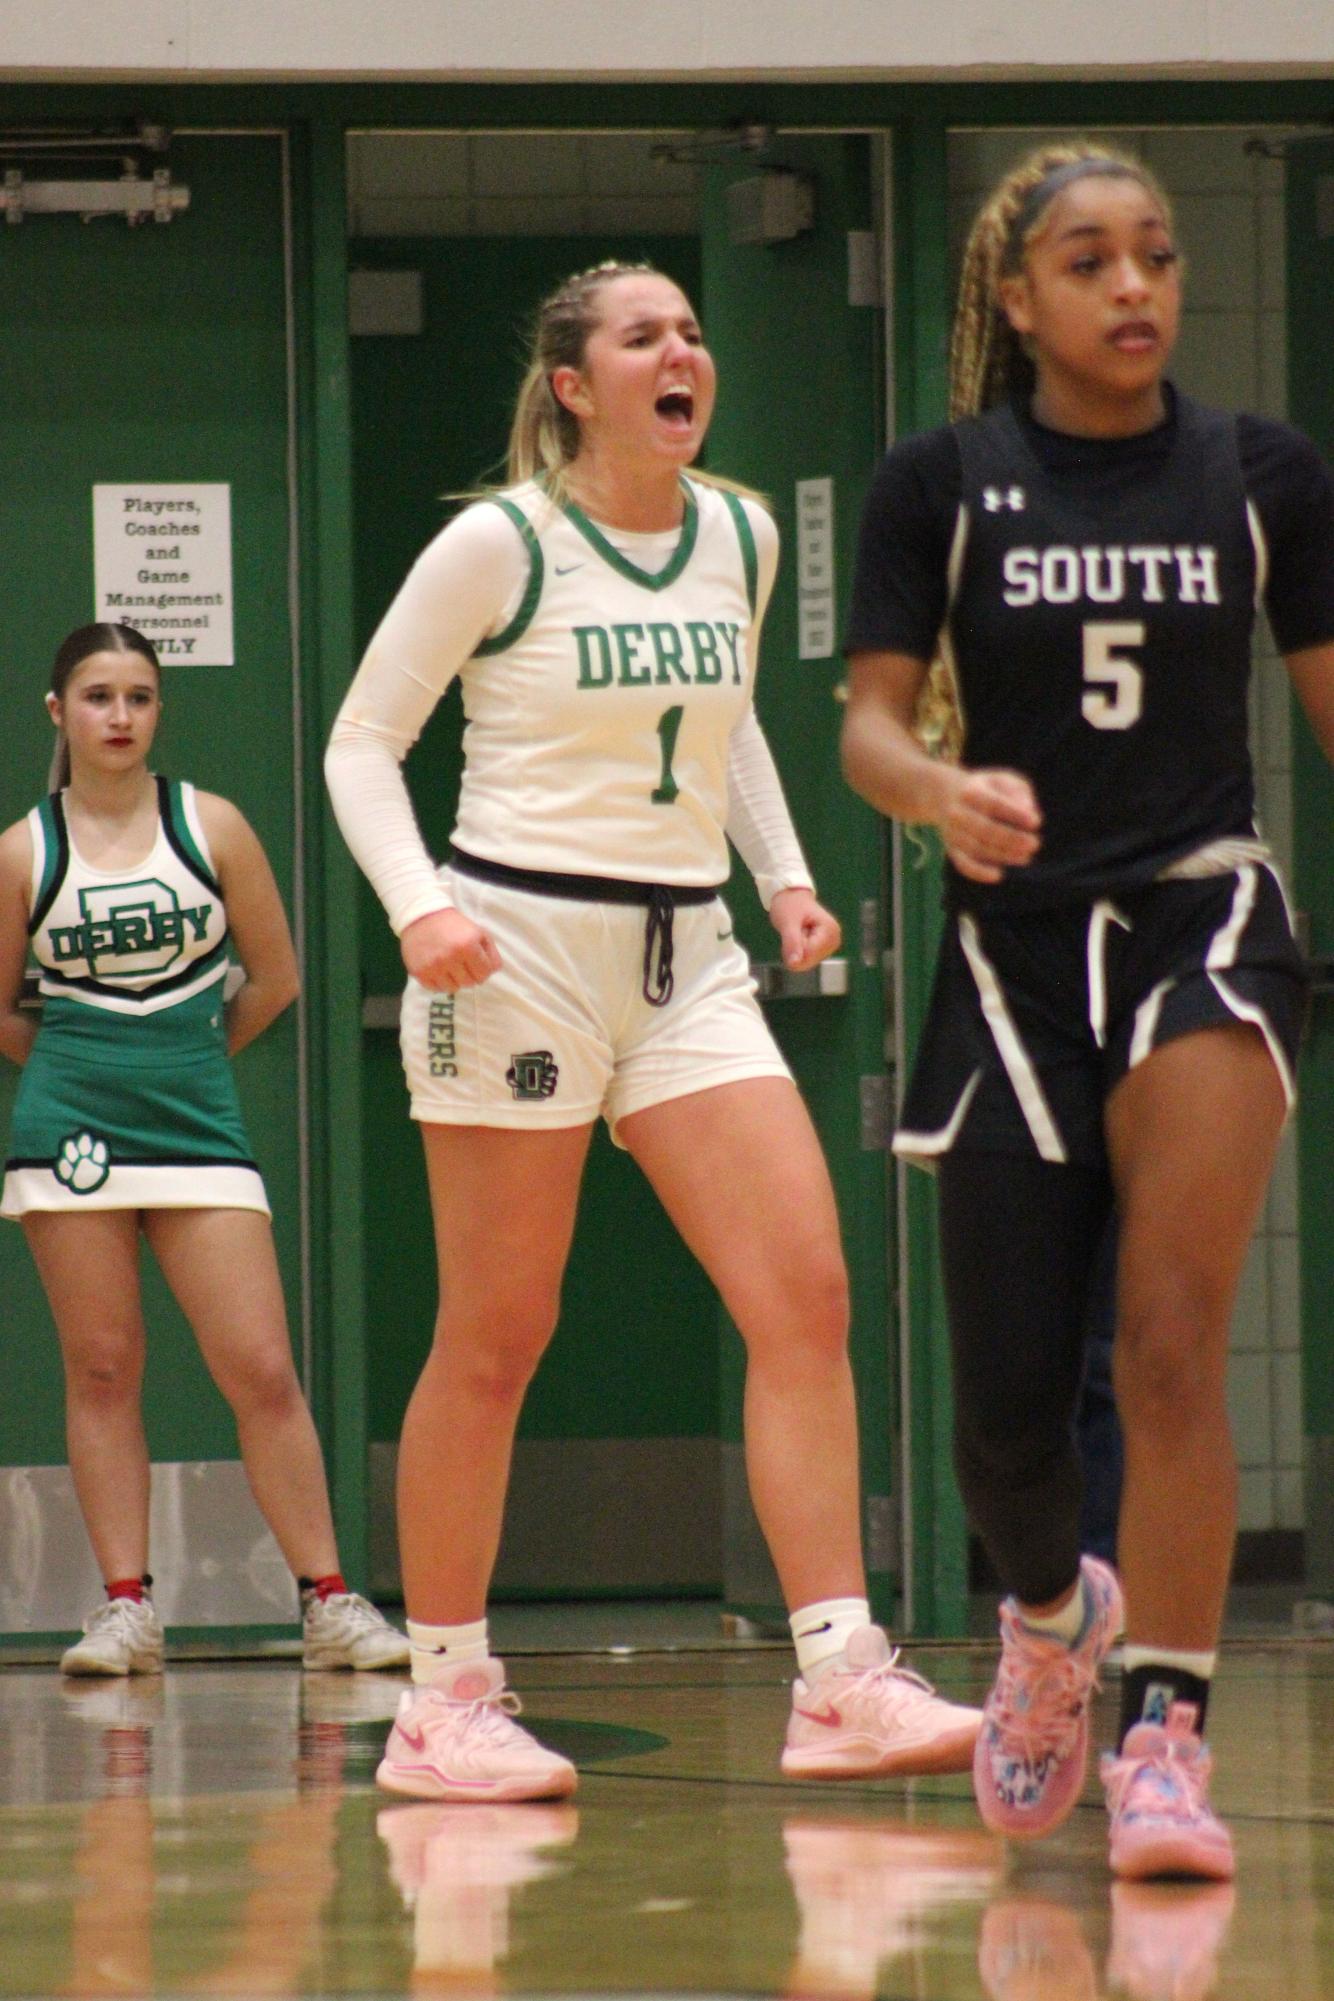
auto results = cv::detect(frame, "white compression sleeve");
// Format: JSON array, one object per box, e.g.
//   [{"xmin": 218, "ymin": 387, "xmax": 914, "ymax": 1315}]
[
  {"xmin": 324, "ymin": 503, "xmax": 530, "ymax": 936},
  {"xmin": 726, "ymin": 707, "xmax": 814, "ymax": 908},
  {"xmin": 726, "ymin": 499, "xmax": 814, "ymax": 909}
]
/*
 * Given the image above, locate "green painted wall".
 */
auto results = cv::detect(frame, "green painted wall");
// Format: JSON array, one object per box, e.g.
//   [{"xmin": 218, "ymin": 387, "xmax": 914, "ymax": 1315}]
[
  {"xmin": 0, "ymin": 77, "xmax": 1325, "ymax": 1616},
  {"xmin": 889, "ymin": 121, "xmax": 969, "ymax": 1634},
  {"xmin": 346, "ymin": 234, "xmax": 724, "ymax": 1451},
  {"xmin": 0, "ymin": 135, "xmax": 302, "ymax": 1467},
  {"xmin": 699, "ymin": 137, "xmax": 896, "ymax": 1621}
]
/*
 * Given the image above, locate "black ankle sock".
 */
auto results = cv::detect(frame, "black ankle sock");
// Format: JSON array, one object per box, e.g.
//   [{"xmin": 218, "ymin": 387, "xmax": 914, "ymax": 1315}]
[{"xmin": 1119, "ymin": 1663, "xmax": 1211, "ymax": 1747}]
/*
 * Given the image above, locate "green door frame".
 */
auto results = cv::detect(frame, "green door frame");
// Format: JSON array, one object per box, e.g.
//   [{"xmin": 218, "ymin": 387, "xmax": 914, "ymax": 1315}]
[{"xmin": 4, "ymin": 77, "xmax": 1328, "ymax": 1615}]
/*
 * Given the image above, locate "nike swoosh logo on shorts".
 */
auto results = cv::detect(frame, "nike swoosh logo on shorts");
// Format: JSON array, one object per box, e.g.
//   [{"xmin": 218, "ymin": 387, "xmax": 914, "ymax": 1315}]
[{"xmin": 554, "ymin": 561, "xmax": 585, "ymax": 575}]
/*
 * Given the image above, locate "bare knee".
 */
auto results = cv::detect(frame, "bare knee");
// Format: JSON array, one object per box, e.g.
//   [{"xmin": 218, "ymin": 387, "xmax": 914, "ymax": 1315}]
[
  {"xmin": 738, "ymin": 1249, "xmax": 850, "ymax": 1373},
  {"xmin": 433, "ymin": 1288, "xmax": 561, "ymax": 1406},
  {"xmin": 1115, "ymin": 1286, "xmax": 1229, "ymax": 1437},
  {"xmin": 219, "ymin": 1346, "xmax": 305, "ymax": 1426},
  {"xmin": 64, "ymin": 1335, "xmax": 144, "ymax": 1411},
  {"xmin": 797, "ymin": 1255, "xmax": 852, "ymax": 1359}
]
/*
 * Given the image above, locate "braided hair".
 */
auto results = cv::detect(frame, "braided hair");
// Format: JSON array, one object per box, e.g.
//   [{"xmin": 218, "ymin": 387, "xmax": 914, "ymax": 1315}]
[
  {"xmin": 921, "ymin": 143, "xmax": 1174, "ymax": 755},
  {"xmin": 507, "ymin": 260, "xmax": 658, "ymax": 496}
]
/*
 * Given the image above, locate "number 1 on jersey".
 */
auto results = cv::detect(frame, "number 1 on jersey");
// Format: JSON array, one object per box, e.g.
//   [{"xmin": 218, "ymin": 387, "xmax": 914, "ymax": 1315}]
[
  {"xmin": 652, "ymin": 704, "xmax": 684, "ymax": 804},
  {"xmin": 1082, "ymin": 621, "xmax": 1145, "ymax": 730}
]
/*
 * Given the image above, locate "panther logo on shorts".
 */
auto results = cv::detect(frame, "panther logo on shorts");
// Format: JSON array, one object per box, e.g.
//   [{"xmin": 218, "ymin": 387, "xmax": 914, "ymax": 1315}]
[{"xmin": 506, "ymin": 1050, "xmax": 559, "ymax": 1100}]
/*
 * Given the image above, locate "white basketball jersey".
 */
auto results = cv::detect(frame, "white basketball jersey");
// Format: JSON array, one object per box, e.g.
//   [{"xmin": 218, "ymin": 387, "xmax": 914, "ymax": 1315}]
[{"xmin": 451, "ymin": 477, "xmax": 761, "ymax": 885}]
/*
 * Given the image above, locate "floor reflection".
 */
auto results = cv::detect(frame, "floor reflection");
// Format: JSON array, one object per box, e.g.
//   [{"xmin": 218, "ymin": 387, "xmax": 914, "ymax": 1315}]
[
  {"xmin": 378, "ymin": 1803, "xmax": 579, "ymax": 1992},
  {"xmin": 783, "ymin": 1813, "xmax": 1004, "ymax": 1996},
  {"xmin": 0, "ymin": 1645, "xmax": 1327, "ymax": 1999}
]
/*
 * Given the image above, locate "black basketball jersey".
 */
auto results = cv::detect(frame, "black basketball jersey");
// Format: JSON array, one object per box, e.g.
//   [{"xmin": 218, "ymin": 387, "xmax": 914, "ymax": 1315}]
[{"xmin": 944, "ymin": 393, "xmax": 1260, "ymax": 910}]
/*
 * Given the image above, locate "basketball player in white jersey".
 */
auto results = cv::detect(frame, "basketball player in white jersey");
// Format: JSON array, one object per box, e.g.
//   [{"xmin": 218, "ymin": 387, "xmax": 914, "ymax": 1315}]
[
  {"xmin": 0, "ymin": 622, "xmax": 408, "ymax": 1676},
  {"xmin": 327, "ymin": 261, "xmax": 982, "ymax": 1802}
]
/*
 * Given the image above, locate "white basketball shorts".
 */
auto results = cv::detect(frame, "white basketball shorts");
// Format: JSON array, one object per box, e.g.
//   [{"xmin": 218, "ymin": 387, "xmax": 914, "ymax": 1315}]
[{"xmin": 399, "ymin": 865, "xmax": 792, "ymax": 1138}]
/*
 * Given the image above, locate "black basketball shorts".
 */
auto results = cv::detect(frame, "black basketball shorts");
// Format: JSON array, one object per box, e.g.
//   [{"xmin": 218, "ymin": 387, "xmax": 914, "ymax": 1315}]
[{"xmin": 895, "ymin": 861, "xmax": 1309, "ymax": 1170}]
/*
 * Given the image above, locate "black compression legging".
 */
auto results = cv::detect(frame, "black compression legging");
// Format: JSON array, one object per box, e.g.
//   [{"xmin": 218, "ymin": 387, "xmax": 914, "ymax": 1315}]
[{"xmin": 938, "ymin": 1151, "xmax": 1115, "ymax": 1607}]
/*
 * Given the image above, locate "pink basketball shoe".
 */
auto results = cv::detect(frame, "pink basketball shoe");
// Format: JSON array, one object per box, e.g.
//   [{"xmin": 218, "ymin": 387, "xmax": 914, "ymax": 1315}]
[
  {"xmin": 973, "ymin": 1555, "xmax": 1123, "ymax": 1840},
  {"xmin": 376, "ymin": 1658, "xmax": 577, "ymax": 1803},
  {"xmin": 781, "ymin": 1625, "xmax": 982, "ymax": 1779},
  {"xmin": 1102, "ymin": 1703, "xmax": 1235, "ymax": 1881}
]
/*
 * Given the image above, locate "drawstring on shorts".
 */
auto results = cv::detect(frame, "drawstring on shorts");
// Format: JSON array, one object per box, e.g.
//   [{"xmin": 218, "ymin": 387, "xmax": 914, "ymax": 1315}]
[
  {"xmin": 644, "ymin": 886, "xmax": 677, "ymax": 1007},
  {"xmin": 447, "ymin": 847, "xmax": 718, "ymax": 1012}
]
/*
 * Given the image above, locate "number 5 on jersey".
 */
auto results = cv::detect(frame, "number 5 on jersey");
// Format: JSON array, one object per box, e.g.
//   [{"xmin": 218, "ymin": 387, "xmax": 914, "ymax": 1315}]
[{"xmin": 1082, "ymin": 621, "xmax": 1145, "ymax": 730}]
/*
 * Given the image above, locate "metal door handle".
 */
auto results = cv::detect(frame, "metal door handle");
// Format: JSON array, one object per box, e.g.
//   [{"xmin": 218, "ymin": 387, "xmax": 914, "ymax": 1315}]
[{"xmin": 751, "ymin": 957, "xmax": 849, "ymax": 999}]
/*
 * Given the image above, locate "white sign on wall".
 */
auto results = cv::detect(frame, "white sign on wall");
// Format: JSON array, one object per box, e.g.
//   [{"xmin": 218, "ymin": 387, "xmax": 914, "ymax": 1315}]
[
  {"xmin": 796, "ymin": 476, "xmax": 835, "ymax": 661},
  {"xmin": 92, "ymin": 484, "xmax": 234, "ymax": 665}
]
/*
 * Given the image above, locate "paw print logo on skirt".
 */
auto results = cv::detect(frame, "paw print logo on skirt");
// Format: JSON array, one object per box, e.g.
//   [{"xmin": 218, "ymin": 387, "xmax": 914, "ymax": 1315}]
[{"xmin": 54, "ymin": 1132, "xmax": 112, "ymax": 1195}]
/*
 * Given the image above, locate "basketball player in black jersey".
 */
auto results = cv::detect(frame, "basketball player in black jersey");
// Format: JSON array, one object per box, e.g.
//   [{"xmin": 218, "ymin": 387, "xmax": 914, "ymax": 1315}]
[{"xmin": 842, "ymin": 143, "xmax": 1334, "ymax": 1880}]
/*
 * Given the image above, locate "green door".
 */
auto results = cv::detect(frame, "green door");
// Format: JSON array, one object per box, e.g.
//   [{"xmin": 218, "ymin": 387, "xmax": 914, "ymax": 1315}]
[
  {"xmin": 1284, "ymin": 138, "xmax": 1334, "ymax": 1597},
  {"xmin": 349, "ymin": 231, "xmax": 727, "ymax": 1602},
  {"xmin": 0, "ymin": 133, "xmax": 304, "ymax": 1637},
  {"xmin": 698, "ymin": 136, "xmax": 899, "ymax": 1625}
]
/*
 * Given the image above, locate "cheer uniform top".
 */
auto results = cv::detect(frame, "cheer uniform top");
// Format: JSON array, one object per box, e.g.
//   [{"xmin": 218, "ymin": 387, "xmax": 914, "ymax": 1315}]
[
  {"xmin": 1, "ymin": 777, "xmax": 268, "ymax": 1215},
  {"xmin": 845, "ymin": 389, "xmax": 1334, "ymax": 1165}
]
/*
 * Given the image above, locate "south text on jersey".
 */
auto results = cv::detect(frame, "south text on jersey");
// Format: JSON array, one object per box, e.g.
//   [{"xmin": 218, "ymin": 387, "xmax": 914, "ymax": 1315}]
[{"xmin": 1001, "ymin": 544, "xmax": 1222, "ymax": 608}]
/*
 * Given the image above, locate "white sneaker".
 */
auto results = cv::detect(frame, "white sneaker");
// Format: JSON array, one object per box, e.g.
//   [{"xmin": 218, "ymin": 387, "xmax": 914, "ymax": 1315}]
[
  {"xmin": 302, "ymin": 1589, "xmax": 411, "ymax": 1671},
  {"xmin": 782, "ymin": 1626, "xmax": 983, "ymax": 1779},
  {"xmin": 377, "ymin": 1659, "xmax": 578, "ymax": 1802},
  {"xmin": 61, "ymin": 1597, "xmax": 164, "ymax": 1677}
]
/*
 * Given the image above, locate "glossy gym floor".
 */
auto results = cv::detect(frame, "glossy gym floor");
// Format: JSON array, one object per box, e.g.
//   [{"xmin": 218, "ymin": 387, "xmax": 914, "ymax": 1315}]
[{"xmin": 2, "ymin": 1613, "xmax": 1332, "ymax": 2001}]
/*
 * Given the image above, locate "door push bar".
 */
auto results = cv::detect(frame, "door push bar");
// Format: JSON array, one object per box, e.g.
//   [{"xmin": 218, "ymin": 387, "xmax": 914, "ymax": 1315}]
[{"xmin": 361, "ymin": 957, "xmax": 851, "ymax": 1029}]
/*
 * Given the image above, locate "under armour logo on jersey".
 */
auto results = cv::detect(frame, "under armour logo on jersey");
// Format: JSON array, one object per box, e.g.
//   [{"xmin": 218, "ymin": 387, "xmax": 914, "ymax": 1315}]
[{"xmin": 983, "ymin": 485, "xmax": 1026, "ymax": 512}]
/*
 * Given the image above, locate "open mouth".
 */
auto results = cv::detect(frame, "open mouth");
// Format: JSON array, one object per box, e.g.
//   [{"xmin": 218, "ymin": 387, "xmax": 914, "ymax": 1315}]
[
  {"xmin": 1109, "ymin": 321, "xmax": 1157, "ymax": 351},
  {"xmin": 655, "ymin": 387, "xmax": 695, "ymax": 426}
]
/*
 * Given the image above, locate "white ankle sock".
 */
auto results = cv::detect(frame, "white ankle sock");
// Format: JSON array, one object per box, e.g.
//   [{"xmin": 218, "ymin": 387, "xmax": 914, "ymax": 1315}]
[
  {"xmin": 790, "ymin": 1596, "xmax": 872, "ymax": 1682},
  {"xmin": 407, "ymin": 1615, "xmax": 489, "ymax": 1687},
  {"xmin": 1121, "ymin": 1643, "xmax": 1217, "ymax": 1680},
  {"xmin": 1017, "ymin": 1575, "xmax": 1087, "ymax": 1645}
]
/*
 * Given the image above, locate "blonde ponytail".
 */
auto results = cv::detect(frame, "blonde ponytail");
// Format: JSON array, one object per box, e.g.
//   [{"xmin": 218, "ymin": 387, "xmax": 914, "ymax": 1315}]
[{"xmin": 503, "ymin": 261, "xmax": 656, "ymax": 503}]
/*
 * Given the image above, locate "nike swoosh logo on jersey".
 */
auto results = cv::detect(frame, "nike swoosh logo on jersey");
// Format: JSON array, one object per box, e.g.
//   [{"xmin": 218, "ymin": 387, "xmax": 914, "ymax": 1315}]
[{"xmin": 554, "ymin": 561, "xmax": 585, "ymax": 575}]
